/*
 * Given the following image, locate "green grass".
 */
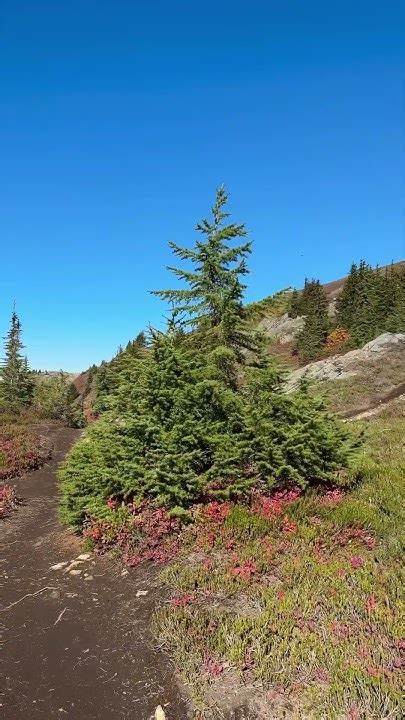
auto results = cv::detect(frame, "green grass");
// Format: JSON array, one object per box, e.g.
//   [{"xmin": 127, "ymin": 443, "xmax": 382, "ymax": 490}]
[
  {"xmin": 153, "ymin": 407, "xmax": 405, "ymax": 718},
  {"xmin": 245, "ymin": 288, "xmax": 292, "ymax": 325}
]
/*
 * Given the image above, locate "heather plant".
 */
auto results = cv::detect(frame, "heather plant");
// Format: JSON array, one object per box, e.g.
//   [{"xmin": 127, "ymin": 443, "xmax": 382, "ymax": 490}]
[{"xmin": 0, "ymin": 424, "xmax": 49, "ymax": 480}]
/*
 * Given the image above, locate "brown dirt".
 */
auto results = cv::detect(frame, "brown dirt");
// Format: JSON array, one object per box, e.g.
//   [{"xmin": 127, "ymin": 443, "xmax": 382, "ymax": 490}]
[{"xmin": 0, "ymin": 426, "xmax": 190, "ymax": 720}]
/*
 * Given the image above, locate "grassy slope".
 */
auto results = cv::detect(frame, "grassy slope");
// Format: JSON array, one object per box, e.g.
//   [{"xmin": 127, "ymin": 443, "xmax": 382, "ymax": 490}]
[
  {"xmin": 154, "ymin": 401, "xmax": 405, "ymax": 719},
  {"xmin": 308, "ymin": 350, "xmax": 405, "ymax": 415}
]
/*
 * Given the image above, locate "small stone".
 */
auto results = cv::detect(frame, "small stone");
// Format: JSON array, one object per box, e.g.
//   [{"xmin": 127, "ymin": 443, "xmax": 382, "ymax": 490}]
[
  {"xmin": 155, "ymin": 707, "xmax": 166, "ymax": 720},
  {"xmin": 77, "ymin": 553, "xmax": 91, "ymax": 561},
  {"xmin": 69, "ymin": 569, "xmax": 82, "ymax": 576},
  {"xmin": 51, "ymin": 561, "xmax": 69, "ymax": 571},
  {"xmin": 136, "ymin": 590, "xmax": 148, "ymax": 597},
  {"xmin": 121, "ymin": 569, "xmax": 129, "ymax": 577},
  {"xmin": 84, "ymin": 575, "xmax": 94, "ymax": 581}
]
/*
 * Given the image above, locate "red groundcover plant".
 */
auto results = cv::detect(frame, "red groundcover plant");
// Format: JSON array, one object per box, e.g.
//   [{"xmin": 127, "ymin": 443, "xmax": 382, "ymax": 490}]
[
  {"xmin": 0, "ymin": 425, "xmax": 47, "ymax": 480},
  {"xmin": 0, "ymin": 484, "xmax": 19, "ymax": 518},
  {"xmin": 83, "ymin": 499, "xmax": 182, "ymax": 566}
]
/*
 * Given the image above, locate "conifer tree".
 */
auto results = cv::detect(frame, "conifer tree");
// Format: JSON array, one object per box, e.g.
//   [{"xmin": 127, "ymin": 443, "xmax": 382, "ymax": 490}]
[
  {"xmin": 152, "ymin": 185, "xmax": 256, "ymax": 357},
  {"xmin": 289, "ymin": 288, "xmax": 301, "ymax": 317},
  {"xmin": 60, "ymin": 188, "xmax": 358, "ymax": 526},
  {"xmin": 295, "ymin": 279, "xmax": 329, "ymax": 361},
  {"xmin": 335, "ymin": 262, "xmax": 359, "ymax": 330},
  {"xmin": 0, "ymin": 308, "xmax": 33, "ymax": 411}
]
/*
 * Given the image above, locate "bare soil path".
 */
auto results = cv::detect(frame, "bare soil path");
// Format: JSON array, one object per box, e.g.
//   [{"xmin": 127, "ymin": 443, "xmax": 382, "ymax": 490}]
[{"xmin": 0, "ymin": 427, "xmax": 189, "ymax": 720}]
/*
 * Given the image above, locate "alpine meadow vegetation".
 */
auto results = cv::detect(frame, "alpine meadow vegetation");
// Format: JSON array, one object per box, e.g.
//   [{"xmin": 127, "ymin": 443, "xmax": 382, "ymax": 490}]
[{"xmin": 57, "ymin": 189, "xmax": 405, "ymax": 718}]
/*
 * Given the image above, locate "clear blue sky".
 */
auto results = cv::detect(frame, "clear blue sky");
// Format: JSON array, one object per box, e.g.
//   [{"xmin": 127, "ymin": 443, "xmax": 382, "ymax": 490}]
[{"xmin": 1, "ymin": 1, "xmax": 404, "ymax": 372}]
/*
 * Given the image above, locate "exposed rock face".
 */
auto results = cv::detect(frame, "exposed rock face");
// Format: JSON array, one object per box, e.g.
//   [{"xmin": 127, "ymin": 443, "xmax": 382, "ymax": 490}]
[
  {"xmin": 258, "ymin": 313, "xmax": 305, "ymax": 344},
  {"xmin": 285, "ymin": 333, "xmax": 405, "ymax": 392}
]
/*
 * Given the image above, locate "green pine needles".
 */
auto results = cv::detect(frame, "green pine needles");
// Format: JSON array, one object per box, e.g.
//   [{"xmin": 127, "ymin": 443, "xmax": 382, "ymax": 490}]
[
  {"xmin": 152, "ymin": 185, "xmax": 256, "ymax": 356},
  {"xmin": 0, "ymin": 309, "xmax": 34, "ymax": 412},
  {"xmin": 59, "ymin": 187, "xmax": 359, "ymax": 527}
]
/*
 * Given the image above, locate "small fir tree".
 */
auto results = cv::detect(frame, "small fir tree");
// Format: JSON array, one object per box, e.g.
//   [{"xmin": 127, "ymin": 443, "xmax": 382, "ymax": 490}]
[{"xmin": 0, "ymin": 309, "xmax": 33, "ymax": 411}]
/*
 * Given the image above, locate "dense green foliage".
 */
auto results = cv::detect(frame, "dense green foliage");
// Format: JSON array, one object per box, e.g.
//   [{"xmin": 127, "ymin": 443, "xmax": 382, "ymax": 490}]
[
  {"xmin": 289, "ymin": 261, "xmax": 405, "ymax": 361},
  {"xmin": 152, "ymin": 185, "xmax": 257, "ymax": 357},
  {"xmin": 60, "ymin": 188, "xmax": 358, "ymax": 527},
  {"xmin": 293, "ymin": 279, "xmax": 330, "ymax": 361},
  {"xmin": 0, "ymin": 309, "xmax": 34, "ymax": 412},
  {"xmin": 32, "ymin": 372, "xmax": 84, "ymax": 426},
  {"xmin": 336, "ymin": 260, "xmax": 405, "ymax": 345}
]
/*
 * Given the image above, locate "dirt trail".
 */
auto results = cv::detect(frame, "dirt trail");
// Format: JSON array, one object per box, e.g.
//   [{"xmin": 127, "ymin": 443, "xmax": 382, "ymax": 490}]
[{"xmin": 0, "ymin": 427, "xmax": 189, "ymax": 720}]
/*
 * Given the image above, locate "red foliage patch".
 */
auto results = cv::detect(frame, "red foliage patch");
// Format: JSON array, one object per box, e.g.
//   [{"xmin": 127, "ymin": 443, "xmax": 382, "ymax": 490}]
[
  {"xmin": 349, "ymin": 555, "xmax": 364, "ymax": 569},
  {"xmin": 204, "ymin": 657, "xmax": 224, "ymax": 677},
  {"xmin": 336, "ymin": 527, "xmax": 376, "ymax": 550},
  {"xmin": 171, "ymin": 593, "xmax": 195, "ymax": 608},
  {"xmin": 253, "ymin": 487, "xmax": 302, "ymax": 519},
  {"xmin": 0, "ymin": 425, "xmax": 47, "ymax": 481},
  {"xmin": 230, "ymin": 559, "xmax": 257, "ymax": 580},
  {"xmin": 202, "ymin": 501, "xmax": 231, "ymax": 522},
  {"xmin": 84, "ymin": 499, "xmax": 182, "ymax": 567},
  {"xmin": 318, "ymin": 488, "xmax": 345, "ymax": 506},
  {"xmin": 0, "ymin": 484, "xmax": 19, "ymax": 518},
  {"xmin": 282, "ymin": 515, "xmax": 297, "ymax": 534}
]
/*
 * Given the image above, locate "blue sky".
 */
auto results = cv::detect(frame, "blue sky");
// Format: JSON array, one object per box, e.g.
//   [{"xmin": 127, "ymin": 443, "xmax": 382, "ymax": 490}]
[{"xmin": 1, "ymin": 1, "xmax": 404, "ymax": 371}]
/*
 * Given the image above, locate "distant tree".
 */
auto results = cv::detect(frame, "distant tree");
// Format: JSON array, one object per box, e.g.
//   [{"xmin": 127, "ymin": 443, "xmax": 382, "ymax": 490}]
[
  {"xmin": 0, "ymin": 309, "xmax": 33, "ymax": 411},
  {"xmin": 335, "ymin": 262, "xmax": 359, "ymax": 331},
  {"xmin": 289, "ymin": 288, "xmax": 301, "ymax": 318},
  {"xmin": 295, "ymin": 279, "xmax": 329, "ymax": 362},
  {"xmin": 385, "ymin": 265, "xmax": 405, "ymax": 332},
  {"xmin": 33, "ymin": 371, "xmax": 84, "ymax": 426},
  {"xmin": 335, "ymin": 260, "xmax": 405, "ymax": 346},
  {"xmin": 134, "ymin": 331, "xmax": 147, "ymax": 348}
]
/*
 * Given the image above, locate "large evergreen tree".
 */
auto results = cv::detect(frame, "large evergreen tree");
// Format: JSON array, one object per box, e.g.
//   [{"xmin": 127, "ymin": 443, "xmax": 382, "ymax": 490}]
[
  {"xmin": 0, "ymin": 309, "xmax": 33, "ymax": 411},
  {"xmin": 60, "ymin": 187, "xmax": 357, "ymax": 526}
]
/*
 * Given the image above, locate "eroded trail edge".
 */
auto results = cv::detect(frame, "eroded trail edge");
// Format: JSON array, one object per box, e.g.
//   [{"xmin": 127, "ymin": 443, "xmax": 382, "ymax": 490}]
[{"xmin": 0, "ymin": 426, "xmax": 189, "ymax": 720}]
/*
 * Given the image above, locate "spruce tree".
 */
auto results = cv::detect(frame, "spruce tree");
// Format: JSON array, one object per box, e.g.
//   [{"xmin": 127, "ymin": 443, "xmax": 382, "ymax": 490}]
[
  {"xmin": 295, "ymin": 280, "xmax": 329, "ymax": 361},
  {"xmin": 385, "ymin": 265, "xmax": 405, "ymax": 332},
  {"xmin": 152, "ymin": 185, "xmax": 256, "ymax": 357},
  {"xmin": 60, "ymin": 187, "xmax": 358, "ymax": 526},
  {"xmin": 0, "ymin": 309, "xmax": 33, "ymax": 411},
  {"xmin": 336, "ymin": 263, "xmax": 359, "ymax": 330},
  {"xmin": 289, "ymin": 288, "xmax": 301, "ymax": 318}
]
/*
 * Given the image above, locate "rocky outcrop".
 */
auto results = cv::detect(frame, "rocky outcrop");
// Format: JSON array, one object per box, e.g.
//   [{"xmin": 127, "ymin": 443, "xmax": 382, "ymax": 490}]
[
  {"xmin": 258, "ymin": 313, "xmax": 305, "ymax": 344},
  {"xmin": 285, "ymin": 333, "xmax": 405, "ymax": 392}
]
